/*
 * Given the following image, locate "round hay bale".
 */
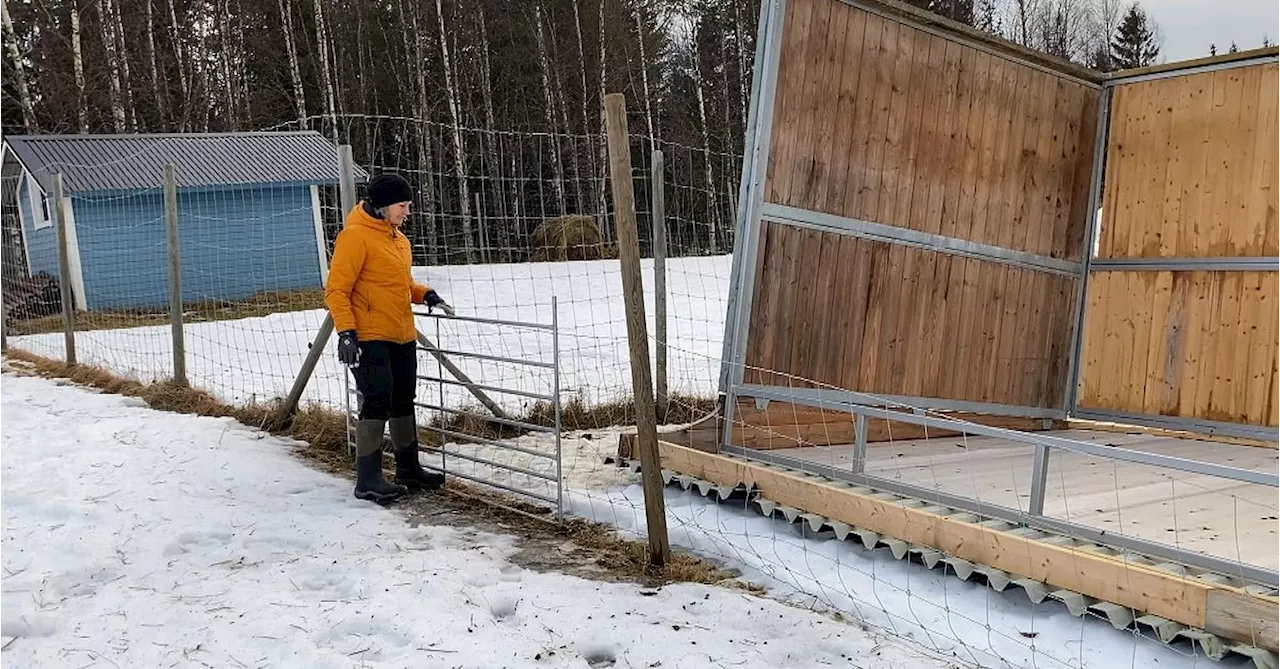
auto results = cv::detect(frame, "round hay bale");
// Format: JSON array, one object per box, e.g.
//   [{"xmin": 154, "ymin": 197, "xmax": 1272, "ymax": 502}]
[{"xmin": 529, "ymin": 214, "xmax": 607, "ymax": 262}]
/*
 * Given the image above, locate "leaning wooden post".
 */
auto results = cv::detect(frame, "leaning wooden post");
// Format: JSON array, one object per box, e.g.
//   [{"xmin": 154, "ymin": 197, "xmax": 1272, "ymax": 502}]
[
  {"xmin": 164, "ymin": 163, "xmax": 187, "ymax": 386},
  {"xmin": 605, "ymin": 92, "xmax": 670, "ymax": 567},
  {"xmin": 52, "ymin": 172, "xmax": 76, "ymax": 365},
  {"xmin": 651, "ymin": 148, "xmax": 668, "ymax": 424},
  {"xmin": 273, "ymin": 145, "xmax": 355, "ymax": 428}
]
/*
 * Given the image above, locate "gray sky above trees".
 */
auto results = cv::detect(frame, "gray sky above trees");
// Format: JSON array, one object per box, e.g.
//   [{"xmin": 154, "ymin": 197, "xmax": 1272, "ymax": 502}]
[{"xmin": 1146, "ymin": 0, "xmax": 1278, "ymax": 62}]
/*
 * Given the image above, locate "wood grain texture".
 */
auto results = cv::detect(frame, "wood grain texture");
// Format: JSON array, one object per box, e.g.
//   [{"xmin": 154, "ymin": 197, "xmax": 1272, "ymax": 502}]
[
  {"xmin": 1076, "ymin": 63, "xmax": 1278, "ymax": 431},
  {"xmin": 1077, "ymin": 271, "xmax": 1279, "ymax": 426},
  {"xmin": 762, "ymin": 0, "xmax": 1099, "ymax": 261},
  {"xmin": 744, "ymin": 221, "xmax": 1078, "ymax": 408},
  {"xmin": 1098, "ymin": 62, "xmax": 1279, "ymax": 258}
]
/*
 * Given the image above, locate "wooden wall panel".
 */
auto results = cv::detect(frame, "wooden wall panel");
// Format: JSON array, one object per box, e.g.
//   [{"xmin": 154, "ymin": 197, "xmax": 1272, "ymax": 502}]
[
  {"xmin": 1098, "ymin": 63, "xmax": 1279, "ymax": 258},
  {"xmin": 763, "ymin": 0, "xmax": 1100, "ymax": 261},
  {"xmin": 1079, "ymin": 271, "xmax": 1278, "ymax": 427},
  {"xmin": 1078, "ymin": 61, "xmax": 1278, "ymax": 431},
  {"xmin": 744, "ymin": 221, "xmax": 1077, "ymax": 409}
]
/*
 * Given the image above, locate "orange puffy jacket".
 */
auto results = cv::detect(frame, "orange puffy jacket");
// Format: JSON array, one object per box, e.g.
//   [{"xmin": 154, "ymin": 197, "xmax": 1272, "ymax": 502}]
[{"xmin": 324, "ymin": 203, "xmax": 431, "ymax": 344}]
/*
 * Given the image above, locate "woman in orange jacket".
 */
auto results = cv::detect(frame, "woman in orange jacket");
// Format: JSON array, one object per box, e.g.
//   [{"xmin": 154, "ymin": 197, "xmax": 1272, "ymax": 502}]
[{"xmin": 324, "ymin": 173, "xmax": 449, "ymax": 503}]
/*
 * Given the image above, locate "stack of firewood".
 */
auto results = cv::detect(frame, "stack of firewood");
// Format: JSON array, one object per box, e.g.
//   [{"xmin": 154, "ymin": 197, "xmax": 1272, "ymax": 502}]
[{"xmin": 2, "ymin": 271, "xmax": 62, "ymax": 324}]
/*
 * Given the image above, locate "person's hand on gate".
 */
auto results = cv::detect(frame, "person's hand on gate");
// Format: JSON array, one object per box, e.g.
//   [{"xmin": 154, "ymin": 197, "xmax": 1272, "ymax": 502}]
[
  {"xmin": 424, "ymin": 289, "xmax": 453, "ymax": 316},
  {"xmin": 337, "ymin": 330, "xmax": 361, "ymax": 367}
]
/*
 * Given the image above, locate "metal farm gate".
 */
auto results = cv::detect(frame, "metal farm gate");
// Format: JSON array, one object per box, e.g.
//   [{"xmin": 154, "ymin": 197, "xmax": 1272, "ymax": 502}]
[{"xmin": 345, "ymin": 302, "xmax": 564, "ymax": 512}]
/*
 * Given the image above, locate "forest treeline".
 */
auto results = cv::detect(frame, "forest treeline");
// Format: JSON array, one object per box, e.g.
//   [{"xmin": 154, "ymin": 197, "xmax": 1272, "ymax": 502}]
[{"xmin": 0, "ymin": 0, "xmax": 1218, "ymax": 261}]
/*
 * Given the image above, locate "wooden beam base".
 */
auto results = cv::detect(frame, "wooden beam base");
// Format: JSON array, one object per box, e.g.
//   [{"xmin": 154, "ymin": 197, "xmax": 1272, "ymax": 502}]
[{"xmin": 654, "ymin": 439, "xmax": 1279, "ymax": 652}]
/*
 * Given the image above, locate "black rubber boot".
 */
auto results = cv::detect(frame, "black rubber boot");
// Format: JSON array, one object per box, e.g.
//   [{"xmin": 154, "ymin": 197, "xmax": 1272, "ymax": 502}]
[
  {"xmin": 389, "ymin": 416, "xmax": 445, "ymax": 491},
  {"xmin": 353, "ymin": 419, "xmax": 407, "ymax": 503}
]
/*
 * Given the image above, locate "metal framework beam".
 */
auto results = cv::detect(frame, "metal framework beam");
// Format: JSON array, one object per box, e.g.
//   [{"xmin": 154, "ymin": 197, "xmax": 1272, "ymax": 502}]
[
  {"xmin": 721, "ymin": 0, "xmax": 787, "ymax": 451},
  {"xmin": 1073, "ymin": 408, "xmax": 1280, "ymax": 444},
  {"xmin": 736, "ymin": 383, "xmax": 1066, "ymax": 420},
  {"xmin": 719, "ymin": 444, "xmax": 1280, "ymax": 587},
  {"xmin": 1104, "ymin": 51, "xmax": 1278, "ymax": 87},
  {"xmin": 760, "ymin": 203, "xmax": 1082, "ymax": 277},
  {"xmin": 1090, "ymin": 256, "xmax": 1279, "ymax": 272},
  {"xmin": 1063, "ymin": 86, "xmax": 1111, "ymax": 415},
  {"xmin": 743, "ymin": 384, "xmax": 1279, "ymax": 486}
]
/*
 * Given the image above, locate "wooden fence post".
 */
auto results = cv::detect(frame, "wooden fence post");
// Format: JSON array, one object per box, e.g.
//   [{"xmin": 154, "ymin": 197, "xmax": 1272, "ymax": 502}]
[
  {"xmin": 651, "ymin": 148, "xmax": 668, "ymax": 423},
  {"xmin": 52, "ymin": 172, "xmax": 76, "ymax": 365},
  {"xmin": 164, "ymin": 163, "xmax": 187, "ymax": 385},
  {"xmin": 604, "ymin": 92, "xmax": 670, "ymax": 567},
  {"xmin": 1, "ymin": 288, "xmax": 7, "ymax": 351}
]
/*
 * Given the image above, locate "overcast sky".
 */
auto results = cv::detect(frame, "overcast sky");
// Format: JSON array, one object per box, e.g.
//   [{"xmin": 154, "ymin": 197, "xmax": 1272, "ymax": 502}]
[{"xmin": 1145, "ymin": 0, "xmax": 1279, "ymax": 62}]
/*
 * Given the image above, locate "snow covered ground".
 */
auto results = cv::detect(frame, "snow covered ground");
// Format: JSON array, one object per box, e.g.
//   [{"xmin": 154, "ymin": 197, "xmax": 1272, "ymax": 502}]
[
  {"xmin": 10, "ymin": 255, "xmax": 733, "ymax": 418},
  {"xmin": 1, "ymin": 371, "xmax": 957, "ymax": 669},
  {"xmin": 568, "ymin": 487, "xmax": 1250, "ymax": 669},
  {"xmin": 4, "ymin": 257, "xmax": 1249, "ymax": 669}
]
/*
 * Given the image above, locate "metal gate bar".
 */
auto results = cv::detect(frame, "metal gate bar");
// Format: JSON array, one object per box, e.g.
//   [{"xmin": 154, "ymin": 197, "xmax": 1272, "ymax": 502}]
[
  {"xmin": 343, "ymin": 299, "xmax": 563, "ymax": 514},
  {"xmin": 727, "ymin": 383, "xmax": 1278, "ymax": 584},
  {"xmin": 418, "ymin": 298, "xmax": 563, "ymax": 514}
]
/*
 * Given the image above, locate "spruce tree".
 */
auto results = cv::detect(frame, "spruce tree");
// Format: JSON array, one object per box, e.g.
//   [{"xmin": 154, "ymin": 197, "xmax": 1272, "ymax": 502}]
[{"xmin": 1111, "ymin": 3, "xmax": 1160, "ymax": 69}]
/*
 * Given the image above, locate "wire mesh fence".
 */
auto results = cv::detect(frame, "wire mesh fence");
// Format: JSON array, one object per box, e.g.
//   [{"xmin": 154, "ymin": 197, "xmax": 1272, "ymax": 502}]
[{"xmin": 3, "ymin": 126, "xmax": 1275, "ymax": 669}]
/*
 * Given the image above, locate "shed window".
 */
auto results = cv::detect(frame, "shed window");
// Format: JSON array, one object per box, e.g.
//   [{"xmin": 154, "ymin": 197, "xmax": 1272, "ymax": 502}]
[{"xmin": 26, "ymin": 174, "xmax": 51, "ymax": 230}]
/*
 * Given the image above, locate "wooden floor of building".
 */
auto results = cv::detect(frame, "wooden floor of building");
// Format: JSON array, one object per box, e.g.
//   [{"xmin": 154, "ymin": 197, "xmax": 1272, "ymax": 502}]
[{"xmin": 779, "ymin": 429, "xmax": 1280, "ymax": 572}]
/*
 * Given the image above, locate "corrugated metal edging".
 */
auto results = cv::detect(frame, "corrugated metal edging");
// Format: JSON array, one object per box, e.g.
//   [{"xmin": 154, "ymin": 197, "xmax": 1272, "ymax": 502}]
[
  {"xmin": 613, "ymin": 456, "xmax": 1280, "ymax": 669},
  {"xmin": 3, "ymin": 132, "xmax": 369, "ymax": 194}
]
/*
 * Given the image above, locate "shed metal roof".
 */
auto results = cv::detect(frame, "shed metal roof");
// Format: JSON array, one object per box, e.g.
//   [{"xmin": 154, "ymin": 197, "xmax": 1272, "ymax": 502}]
[{"xmin": 3, "ymin": 131, "xmax": 369, "ymax": 194}]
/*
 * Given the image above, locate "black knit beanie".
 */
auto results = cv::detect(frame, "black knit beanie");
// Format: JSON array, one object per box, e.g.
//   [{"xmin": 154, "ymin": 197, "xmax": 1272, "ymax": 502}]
[{"xmin": 365, "ymin": 173, "xmax": 414, "ymax": 209}]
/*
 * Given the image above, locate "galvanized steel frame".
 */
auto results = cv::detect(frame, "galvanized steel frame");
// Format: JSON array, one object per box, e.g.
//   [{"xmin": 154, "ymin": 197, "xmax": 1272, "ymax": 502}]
[
  {"xmin": 742, "ymin": 384, "xmax": 1280, "ymax": 488},
  {"xmin": 344, "ymin": 299, "xmax": 565, "ymax": 514},
  {"xmin": 1103, "ymin": 51, "xmax": 1279, "ymax": 87},
  {"xmin": 1089, "ymin": 256, "xmax": 1279, "ymax": 272},
  {"xmin": 1073, "ymin": 408, "xmax": 1280, "ymax": 443},
  {"xmin": 1065, "ymin": 53, "xmax": 1280, "ymax": 441},
  {"xmin": 737, "ymin": 383, "xmax": 1064, "ymax": 420},
  {"xmin": 713, "ymin": 0, "xmax": 1280, "ymax": 596},
  {"xmin": 1061, "ymin": 86, "xmax": 1111, "ymax": 414},
  {"xmin": 719, "ymin": 443, "xmax": 1280, "ymax": 587},
  {"xmin": 760, "ymin": 203, "xmax": 1082, "ymax": 277},
  {"xmin": 722, "ymin": 0, "xmax": 787, "ymax": 451}
]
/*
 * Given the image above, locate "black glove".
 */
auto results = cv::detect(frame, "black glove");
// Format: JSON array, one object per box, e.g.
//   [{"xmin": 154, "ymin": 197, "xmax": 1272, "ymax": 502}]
[
  {"xmin": 424, "ymin": 290, "xmax": 445, "ymax": 309},
  {"xmin": 337, "ymin": 330, "xmax": 361, "ymax": 367}
]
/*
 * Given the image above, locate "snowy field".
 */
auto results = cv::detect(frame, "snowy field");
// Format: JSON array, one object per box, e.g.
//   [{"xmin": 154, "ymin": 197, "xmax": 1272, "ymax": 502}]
[
  {"xmin": 1, "ymin": 372, "xmax": 956, "ymax": 669},
  {"xmin": 10, "ymin": 255, "xmax": 733, "ymax": 417}
]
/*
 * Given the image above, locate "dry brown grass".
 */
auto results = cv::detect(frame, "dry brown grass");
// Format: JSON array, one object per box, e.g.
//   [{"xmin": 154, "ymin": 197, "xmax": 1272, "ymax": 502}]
[
  {"xmin": 1, "ymin": 347, "xmax": 746, "ymax": 590},
  {"xmin": 430, "ymin": 394, "xmax": 718, "ymax": 443},
  {"xmin": 8, "ymin": 287, "xmax": 326, "ymax": 336}
]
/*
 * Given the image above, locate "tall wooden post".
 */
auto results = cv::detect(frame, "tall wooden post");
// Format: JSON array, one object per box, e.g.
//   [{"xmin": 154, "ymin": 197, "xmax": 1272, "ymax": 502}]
[
  {"xmin": 52, "ymin": 173, "xmax": 76, "ymax": 365},
  {"xmin": 164, "ymin": 163, "xmax": 187, "ymax": 385},
  {"xmin": 651, "ymin": 149, "xmax": 668, "ymax": 423},
  {"xmin": 1, "ymin": 286, "xmax": 8, "ymax": 351},
  {"xmin": 604, "ymin": 92, "xmax": 670, "ymax": 567}
]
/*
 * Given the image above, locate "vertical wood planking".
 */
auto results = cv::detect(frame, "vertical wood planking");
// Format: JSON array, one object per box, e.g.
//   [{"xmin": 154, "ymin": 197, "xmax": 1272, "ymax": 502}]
[
  {"xmin": 765, "ymin": 0, "xmax": 815, "ymax": 204},
  {"xmin": 1080, "ymin": 62, "xmax": 1277, "ymax": 429},
  {"xmin": 744, "ymin": 0, "xmax": 1109, "ymax": 413}
]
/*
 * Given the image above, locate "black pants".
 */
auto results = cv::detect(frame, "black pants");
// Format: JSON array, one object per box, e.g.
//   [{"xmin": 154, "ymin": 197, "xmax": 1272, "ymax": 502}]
[{"xmin": 352, "ymin": 341, "xmax": 417, "ymax": 420}]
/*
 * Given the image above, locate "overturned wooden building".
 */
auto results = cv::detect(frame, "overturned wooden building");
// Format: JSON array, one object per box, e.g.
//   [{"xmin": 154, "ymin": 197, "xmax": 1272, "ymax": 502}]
[{"xmin": 625, "ymin": 0, "xmax": 1279, "ymax": 661}]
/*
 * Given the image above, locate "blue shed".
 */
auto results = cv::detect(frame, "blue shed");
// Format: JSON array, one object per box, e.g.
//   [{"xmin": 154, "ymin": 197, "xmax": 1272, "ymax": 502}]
[{"xmin": 1, "ymin": 131, "xmax": 364, "ymax": 312}]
